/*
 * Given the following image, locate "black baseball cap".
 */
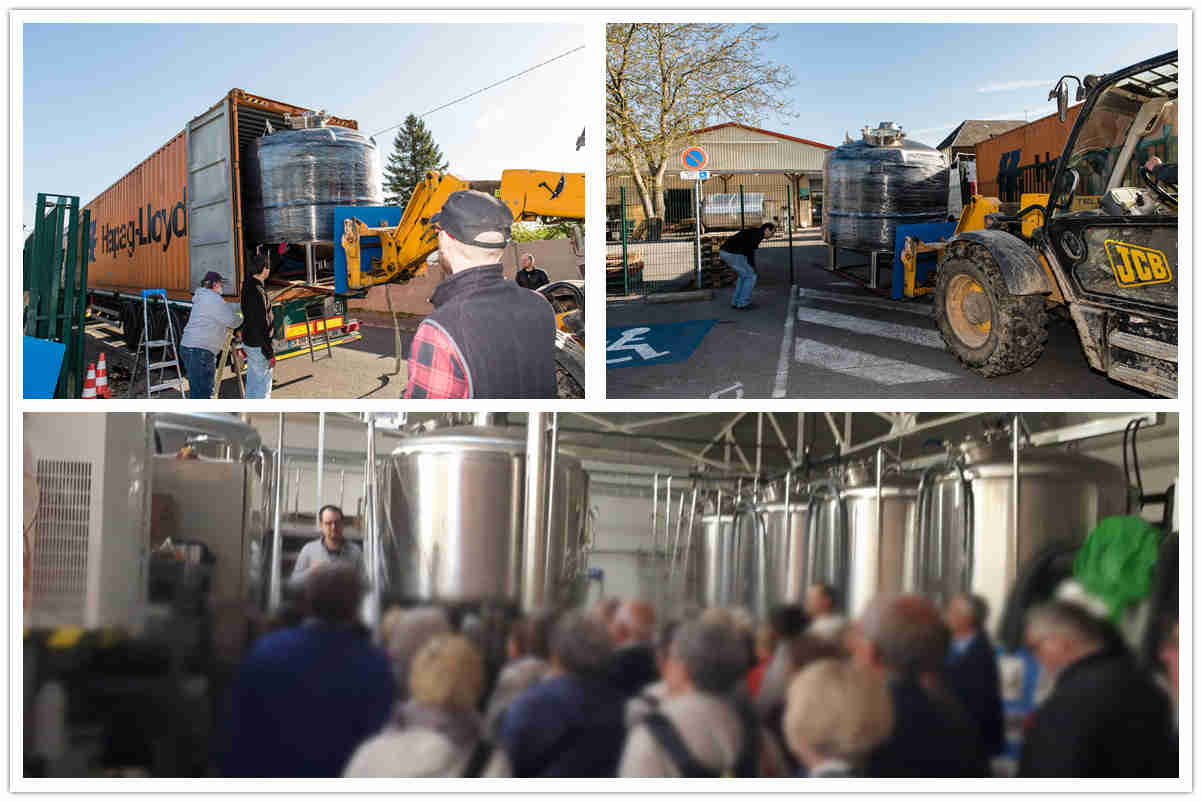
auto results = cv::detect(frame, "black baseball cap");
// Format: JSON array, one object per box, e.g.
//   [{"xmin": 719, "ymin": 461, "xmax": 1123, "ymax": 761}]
[{"xmin": 430, "ymin": 190, "xmax": 514, "ymax": 247}]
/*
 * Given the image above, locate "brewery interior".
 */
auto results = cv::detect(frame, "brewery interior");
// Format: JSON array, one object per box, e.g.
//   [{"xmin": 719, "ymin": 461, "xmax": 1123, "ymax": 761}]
[{"xmin": 22, "ymin": 411, "xmax": 1179, "ymax": 777}]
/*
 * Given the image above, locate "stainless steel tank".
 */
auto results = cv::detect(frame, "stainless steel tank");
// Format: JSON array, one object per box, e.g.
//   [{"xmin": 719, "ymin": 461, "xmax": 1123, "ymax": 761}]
[
  {"xmin": 699, "ymin": 503, "xmax": 736, "ymax": 609},
  {"xmin": 807, "ymin": 463, "xmax": 918, "ymax": 618},
  {"xmin": 245, "ymin": 125, "xmax": 383, "ymax": 244},
  {"xmin": 383, "ymin": 426, "xmax": 588, "ymax": 604},
  {"xmin": 760, "ymin": 490, "xmax": 811, "ymax": 606},
  {"xmin": 823, "ymin": 122, "xmax": 949, "ymax": 253},
  {"xmin": 911, "ymin": 435, "xmax": 1130, "ymax": 633}
]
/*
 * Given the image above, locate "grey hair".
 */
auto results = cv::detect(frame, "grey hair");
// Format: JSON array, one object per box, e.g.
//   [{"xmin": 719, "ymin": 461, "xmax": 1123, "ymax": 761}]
[
  {"xmin": 860, "ymin": 593, "xmax": 949, "ymax": 676},
  {"xmin": 550, "ymin": 609, "xmax": 614, "ymax": 680},
  {"xmin": 1026, "ymin": 601, "xmax": 1108, "ymax": 649},
  {"xmin": 671, "ymin": 616, "xmax": 750, "ymax": 694},
  {"xmin": 380, "ymin": 606, "xmax": 452, "ymax": 697}
]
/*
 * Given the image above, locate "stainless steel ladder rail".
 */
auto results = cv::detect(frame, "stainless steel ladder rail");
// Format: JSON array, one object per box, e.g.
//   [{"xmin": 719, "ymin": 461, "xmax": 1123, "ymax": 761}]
[{"xmin": 130, "ymin": 289, "xmax": 185, "ymax": 398}]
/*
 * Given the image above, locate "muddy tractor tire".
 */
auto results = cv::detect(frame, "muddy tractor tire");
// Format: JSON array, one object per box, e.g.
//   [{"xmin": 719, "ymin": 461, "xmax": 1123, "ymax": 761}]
[{"xmin": 934, "ymin": 249, "xmax": 1048, "ymax": 377}]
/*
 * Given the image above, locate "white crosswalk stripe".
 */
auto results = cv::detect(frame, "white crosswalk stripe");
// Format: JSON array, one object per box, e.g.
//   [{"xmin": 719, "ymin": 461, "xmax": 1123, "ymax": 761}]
[
  {"xmin": 793, "ymin": 338, "xmax": 959, "ymax": 385},
  {"xmin": 795, "ymin": 306, "xmax": 946, "ymax": 350},
  {"xmin": 798, "ymin": 287, "xmax": 935, "ymax": 318}
]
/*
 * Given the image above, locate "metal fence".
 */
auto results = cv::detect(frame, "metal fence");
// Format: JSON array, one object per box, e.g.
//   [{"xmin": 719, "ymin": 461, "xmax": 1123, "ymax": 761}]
[{"xmin": 606, "ymin": 175, "xmax": 808, "ymax": 297}]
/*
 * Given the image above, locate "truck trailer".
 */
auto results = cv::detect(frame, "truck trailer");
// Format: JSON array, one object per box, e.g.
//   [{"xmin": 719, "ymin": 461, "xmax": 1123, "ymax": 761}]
[{"xmin": 82, "ymin": 89, "xmax": 366, "ymax": 355}]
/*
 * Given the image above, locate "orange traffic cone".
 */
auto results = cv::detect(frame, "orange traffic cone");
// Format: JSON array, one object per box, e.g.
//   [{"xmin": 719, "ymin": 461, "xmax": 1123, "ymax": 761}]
[
  {"xmin": 82, "ymin": 363, "xmax": 98, "ymax": 399},
  {"xmin": 95, "ymin": 353, "xmax": 110, "ymax": 398}
]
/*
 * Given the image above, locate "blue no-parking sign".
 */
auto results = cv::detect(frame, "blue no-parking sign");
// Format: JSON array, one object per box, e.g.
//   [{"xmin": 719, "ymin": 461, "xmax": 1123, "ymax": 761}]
[
  {"xmin": 681, "ymin": 146, "xmax": 709, "ymax": 170},
  {"xmin": 606, "ymin": 320, "xmax": 717, "ymax": 369}
]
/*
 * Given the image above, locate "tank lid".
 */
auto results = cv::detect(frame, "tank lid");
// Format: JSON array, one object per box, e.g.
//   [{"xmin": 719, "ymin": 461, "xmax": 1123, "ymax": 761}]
[
  {"xmin": 284, "ymin": 109, "xmax": 331, "ymax": 129},
  {"xmin": 862, "ymin": 121, "xmax": 907, "ymax": 147},
  {"xmin": 391, "ymin": 425, "xmax": 583, "ymax": 465}
]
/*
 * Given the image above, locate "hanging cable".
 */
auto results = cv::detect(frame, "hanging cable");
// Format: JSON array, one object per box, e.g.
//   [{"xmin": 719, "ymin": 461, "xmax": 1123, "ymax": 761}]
[{"xmin": 371, "ymin": 44, "xmax": 586, "ymax": 138}]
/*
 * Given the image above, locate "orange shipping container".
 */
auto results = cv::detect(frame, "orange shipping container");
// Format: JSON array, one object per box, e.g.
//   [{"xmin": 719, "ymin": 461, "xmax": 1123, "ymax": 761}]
[
  {"xmin": 83, "ymin": 89, "xmax": 358, "ymax": 306},
  {"xmin": 974, "ymin": 104, "xmax": 1082, "ymax": 197}
]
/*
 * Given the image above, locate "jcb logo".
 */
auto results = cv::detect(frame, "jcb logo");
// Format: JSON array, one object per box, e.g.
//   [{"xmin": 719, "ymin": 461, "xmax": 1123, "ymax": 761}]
[{"xmin": 1105, "ymin": 240, "xmax": 1173, "ymax": 288}]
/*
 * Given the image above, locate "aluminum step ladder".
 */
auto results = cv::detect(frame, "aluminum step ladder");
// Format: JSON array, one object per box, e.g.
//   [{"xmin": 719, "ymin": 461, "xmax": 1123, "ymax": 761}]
[
  {"xmin": 130, "ymin": 289, "xmax": 185, "ymax": 398},
  {"xmin": 304, "ymin": 303, "xmax": 334, "ymax": 362}
]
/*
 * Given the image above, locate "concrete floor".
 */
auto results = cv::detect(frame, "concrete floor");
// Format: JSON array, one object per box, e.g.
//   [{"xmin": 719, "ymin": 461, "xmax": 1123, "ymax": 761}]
[
  {"xmin": 84, "ymin": 312, "xmax": 418, "ymax": 400},
  {"xmin": 606, "ymin": 229, "xmax": 1148, "ymax": 399}
]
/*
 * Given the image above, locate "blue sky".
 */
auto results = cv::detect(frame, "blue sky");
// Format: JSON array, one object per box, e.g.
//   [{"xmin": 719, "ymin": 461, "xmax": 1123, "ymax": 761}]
[
  {"xmin": 21, "ymin": 22, "xmax": 590, "ymax": 229},
  {"xmin": 755, "ymin": 23, "xmax": 1178, "ymax": 149}
]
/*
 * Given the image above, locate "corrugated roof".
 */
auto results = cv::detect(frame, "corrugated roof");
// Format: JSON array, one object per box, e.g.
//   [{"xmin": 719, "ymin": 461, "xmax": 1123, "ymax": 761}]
[{"xmin": 937, "ymin": 120, "xmax": 1028, "ymax": 152}]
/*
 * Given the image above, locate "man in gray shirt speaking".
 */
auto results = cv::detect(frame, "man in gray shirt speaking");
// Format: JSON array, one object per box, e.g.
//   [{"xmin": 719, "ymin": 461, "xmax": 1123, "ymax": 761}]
[{"xmin": 291, "ymin": 504, "xmax": 365, "ymax": 588}]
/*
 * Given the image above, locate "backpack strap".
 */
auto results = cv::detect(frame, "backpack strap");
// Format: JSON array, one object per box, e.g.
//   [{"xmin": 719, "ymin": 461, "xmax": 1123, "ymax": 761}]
[
  {"xmin": 730, "ymin": 694, "xmax": 762, "ymax": 778},
  {"xmin": 641, "ymin": 711, "xmax": 720, "ymax": 778},
  {"xmin": 461, "ymin": 739, "xmax": 494, "ymax": 778}
]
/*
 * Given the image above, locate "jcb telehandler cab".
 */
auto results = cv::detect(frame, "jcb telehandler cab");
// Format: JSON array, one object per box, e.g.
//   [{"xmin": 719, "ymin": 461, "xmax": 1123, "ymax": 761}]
[{"xmin": 935, "ymin": 51, "xmax": 1177, "ymax": 396}]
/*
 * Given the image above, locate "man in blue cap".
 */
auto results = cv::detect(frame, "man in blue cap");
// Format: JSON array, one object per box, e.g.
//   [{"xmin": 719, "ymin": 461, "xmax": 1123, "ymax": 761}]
[{"xmin": 403, "ymin": 190, "xmax": 556, "ymax": 398}]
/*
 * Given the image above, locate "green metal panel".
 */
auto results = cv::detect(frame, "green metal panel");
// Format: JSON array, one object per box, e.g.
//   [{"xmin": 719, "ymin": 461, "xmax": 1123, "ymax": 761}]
[{"xmin": 24, "ymin": 194, "xmax": 89, "ymax": 397}]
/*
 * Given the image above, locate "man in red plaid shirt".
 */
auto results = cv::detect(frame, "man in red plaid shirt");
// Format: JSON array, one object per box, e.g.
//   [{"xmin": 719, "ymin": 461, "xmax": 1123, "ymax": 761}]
[{"xmin": 404, "ymin": 190, "xmax": 557, "ymax": 398}]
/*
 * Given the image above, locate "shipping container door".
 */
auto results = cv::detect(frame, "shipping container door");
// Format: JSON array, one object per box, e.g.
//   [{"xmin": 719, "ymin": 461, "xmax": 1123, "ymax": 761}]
[{"xmin": 187, "ymin": 99, "xmax": 238, "ymax": 295}]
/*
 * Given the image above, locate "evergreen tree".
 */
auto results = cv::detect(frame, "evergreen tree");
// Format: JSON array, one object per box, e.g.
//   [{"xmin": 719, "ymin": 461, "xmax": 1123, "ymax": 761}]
[{"xmin": 383, "ymin": 114, "xmax": 448, "ymax": 207}]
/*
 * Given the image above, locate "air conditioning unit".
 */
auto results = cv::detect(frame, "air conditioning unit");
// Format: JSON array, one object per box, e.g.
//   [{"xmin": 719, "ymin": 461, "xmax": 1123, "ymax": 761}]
[{"xmin": 23, "ymin": 413, "xmax": 150, "ymax": 631}]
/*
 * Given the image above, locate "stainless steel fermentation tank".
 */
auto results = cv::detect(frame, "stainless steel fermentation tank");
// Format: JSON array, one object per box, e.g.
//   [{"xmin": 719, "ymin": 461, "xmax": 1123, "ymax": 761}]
[
  {"xmin": 806, "ymin": 464, "xmax": 919, "ymax": 619},
  {"xmin": 383, "ymin": 426, "xmax": 589, "ymax": 605},
  {"xmin": 823, "ymin": 122, "xmax": 949, "ymax": 253},
  {"xmin": 696, "ymin": 484, "xmax": 811, "ymax": 616},
  {"xmin": 910, "ymin": 436, "xmax": 1130, "ymax": 632}
]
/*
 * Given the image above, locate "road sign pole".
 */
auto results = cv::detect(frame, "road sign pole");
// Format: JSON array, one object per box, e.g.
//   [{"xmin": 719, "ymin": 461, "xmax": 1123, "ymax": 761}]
[
  {"xmin": 620, "ymin": 187, "xmax": 630, "ymax": 296},
  {"xmin": 787, "ymin": 186, "xmax": 794, "ymax": 286},
  {"xmin": 695, "ymin": 178, "xmax": 703, "ymax": 290}
]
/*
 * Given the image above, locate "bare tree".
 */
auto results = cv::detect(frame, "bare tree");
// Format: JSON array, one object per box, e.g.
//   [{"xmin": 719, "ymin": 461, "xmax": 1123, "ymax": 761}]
[{"xmin": 607, "ymin": 24, "xmax": 796, "ymax": 229}]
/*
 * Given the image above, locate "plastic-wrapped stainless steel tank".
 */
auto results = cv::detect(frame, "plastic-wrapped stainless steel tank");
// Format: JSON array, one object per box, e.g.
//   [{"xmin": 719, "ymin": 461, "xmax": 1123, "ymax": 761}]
[
  {"xmin": 383, "ymin": 426, "xmax": 588, "ymax": 604},
  {"xmin": 245, "ymin": 125, "xmax": 383, "ymax": 244},
  {"xmin": 807, "ymin": 463, "xmax": 918, "ymax": 618},
  {"xmin": 910, "ymin": 436, "xmax": 1129, "ymax": 633},
  {"xmin": 823, "ymin": 122, "xmax": 949, "ymax": 252}
]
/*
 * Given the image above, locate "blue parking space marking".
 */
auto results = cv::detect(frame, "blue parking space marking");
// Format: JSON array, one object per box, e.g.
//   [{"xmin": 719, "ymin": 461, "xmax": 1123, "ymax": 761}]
[{"xmin": 606, "ymin": 320, "xmax": 717, "ymax": 369}]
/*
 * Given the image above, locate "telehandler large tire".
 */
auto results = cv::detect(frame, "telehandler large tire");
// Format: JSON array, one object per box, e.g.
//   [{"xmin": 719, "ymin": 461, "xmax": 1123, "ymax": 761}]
[{"xmin": 934, "ymin": 249, "xmax": 1048, "ymax": 377}]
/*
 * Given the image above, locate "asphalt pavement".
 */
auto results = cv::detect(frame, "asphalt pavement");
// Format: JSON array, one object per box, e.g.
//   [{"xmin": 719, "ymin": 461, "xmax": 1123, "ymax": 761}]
[
  {"xmin": 83, "ymin": 311, "xmax": 418, "ymax": 399},
  {"xmin": 606, "ymin": 229, "xmax": 1148, "ymax": 399}
]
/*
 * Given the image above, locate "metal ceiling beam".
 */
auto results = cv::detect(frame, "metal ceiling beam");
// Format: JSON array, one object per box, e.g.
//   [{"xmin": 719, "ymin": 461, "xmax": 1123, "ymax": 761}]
[
  {"xmin": 570, "ymin": 412, "xmax": 731, "ymax": 472},
  {"xmin": 823, "ymin": 413, "xmax": 844, "ymax": 449},
  {"xmin": 700, "ymin": 412, "xmax": 749, "ymax": 458},
  {"xmin": 765, "ymin": 412, "xmax": 795, "ymax": 464},
  {"xmin": 619, "ymin": 412, "xmax": 717, "ymax": 431},
  {"xmin": 727, "ymin": 431, "xmax": 753, "ymax": 472}
]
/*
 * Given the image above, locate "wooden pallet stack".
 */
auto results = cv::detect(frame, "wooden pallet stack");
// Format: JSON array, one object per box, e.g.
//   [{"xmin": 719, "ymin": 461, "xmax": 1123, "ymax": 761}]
[{"xmin": 699, "ymin": 234, "xmax": 736, "ymax": 288}]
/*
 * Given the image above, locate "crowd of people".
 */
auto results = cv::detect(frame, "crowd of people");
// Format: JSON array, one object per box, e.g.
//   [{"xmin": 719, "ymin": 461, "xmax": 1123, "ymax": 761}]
[{"xmin": 218, "ymin": 565, "xmax": 1179, "ymax": 779}]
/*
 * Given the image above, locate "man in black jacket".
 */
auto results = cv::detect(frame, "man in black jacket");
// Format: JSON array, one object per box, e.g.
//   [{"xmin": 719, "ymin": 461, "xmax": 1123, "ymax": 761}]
[
  {"xmin": 851, "ymin": 594, "xmax": 988, "ymax": 778},
  {"xmin": 943, "ymin": 593, "xmax": 1005, "ymax": 759},
  {"xmin": 607, "ymin": 600, "xmax": 659, "ymax": 698},
  {"xmin": 515, "ymin": 253, "xmax": 550, "ymax": 291},
  {"xmin": 240, "ymin": 254, "xmax": 275, "ymax": 399},
  {"xmin": 403, "ymin": 190, "xmax": 556, "ymax": 398},
  {"xmin": 1019, "ymin": 601, "xmax": 1176, "ymax": 777},
  {"xmin": 719, "ymin": 222, "xmax": 775, "ymax": 309}
]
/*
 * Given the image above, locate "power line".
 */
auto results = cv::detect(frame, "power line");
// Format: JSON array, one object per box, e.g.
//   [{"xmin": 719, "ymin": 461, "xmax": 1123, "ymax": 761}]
[{"xmin": 371, "ymin": 44, "xmax": 585, "ymax": 138}]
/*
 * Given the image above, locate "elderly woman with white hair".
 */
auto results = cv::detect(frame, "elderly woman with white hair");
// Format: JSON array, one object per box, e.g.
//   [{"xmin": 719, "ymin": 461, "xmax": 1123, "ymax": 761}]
[
  {"xmin": 343, "ymin": 634, "xmax": 510, "ymax": 777},
  {"xmin": 782, "ymin": 658, "xmax": 893, "ymax": 777}
]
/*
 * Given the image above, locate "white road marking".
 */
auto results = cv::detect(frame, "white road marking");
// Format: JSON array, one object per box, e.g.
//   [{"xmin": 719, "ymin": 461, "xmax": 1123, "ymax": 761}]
[
  {"xmin": 799, "ymin": 287, "xmax": 935, "ymax": 318},
  {"xmin": 795, "ymin": 306, "xmax": 945, "ymax": 350},
  {"xmin": 793, "ymin": 339, "xmax": 959, "ymax": 385},
  {"xmin": 772, "ymin": 284, "xmax": 799, "ymax": 398}
]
